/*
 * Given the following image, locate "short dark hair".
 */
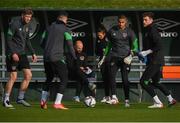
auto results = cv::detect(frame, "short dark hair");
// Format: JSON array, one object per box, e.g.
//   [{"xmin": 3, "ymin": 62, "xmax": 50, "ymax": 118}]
[
  {"xmin": 58, "ymin": 11, "xmax": 68, "ymax": 17},
  {"xmin": 97, "ymin": 24, "xmax": 107, "ymax": 33},
  {"xmin": 118, "ymin": 15, "xmax": 128, "ymax": 21},
  {"xmin": 142, "ymin": 12, "xmax": 154, "ymax": 19},
  {"xmin": 22, "ymin": 8, "xmax": 33, "ymax": 15}
]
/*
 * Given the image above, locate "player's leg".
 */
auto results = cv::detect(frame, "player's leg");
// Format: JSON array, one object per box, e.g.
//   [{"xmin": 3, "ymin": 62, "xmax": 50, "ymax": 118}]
[
  {"xmin": 76, "ymin": 68, "xmax": 96, "ymax": 97},
  {"xmin": 73, "ymin": 76, "xmax": 83, "ymax": 102},
  {"xmin": 41, "ymin": 62, "xmax": 54, "ymax": 109},
  {"xmin": 3, "ymin": 72, "xmax": 17, "ymax": 108},
  {"xmin": 53, "ymin": 61, "xmax": 68, "ymax": 110},
  {"xmin": 140, "ymin": 64, "xmax": 163, "ymax": 108},
  {"xmin": 107, "ymin": 57, "xmax": 119, "ymax": 104},
  {"xmin": 100, "ymin": 62, "xmax": 111, "ymax": 103},
  {"xmin": 74, "ymin": 81, "xmax": 82, "ymax": 102},
  {"xmin": 121, "ymin": 62, "xmax": 130, "ymax": 107},
  {"xmin": 3, "ymin": 55, "xmax": 18, "ymax": 108},
  {"xmin": 16, "ymin": 68, "xmax": 32, "ymax": 107},
  {"xmin": 74, "ymin": 69, "xmax": 85, "ymax": 101},
  {"xmin": 78, "ymin": 69, "xmax": 95, "ymax": 98},
  {"xmin": 16, "ymin": 55, "xmax": 32, "ymax": 107},
  {"xmin": 151, "ymin": 68, "xmax": 177, "ymax": 106}
]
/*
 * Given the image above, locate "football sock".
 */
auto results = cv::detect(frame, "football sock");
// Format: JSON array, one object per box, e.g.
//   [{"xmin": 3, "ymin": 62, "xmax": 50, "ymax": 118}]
[
  {"xmin": 125, "ymin": 99, "xmax": 129, "ymax": 103},
  {"xmin": 153, "ymin": 95, "xmax": 162, "ymax": 104},
  {"xmin": 167, "ymin": 95, "xmax": 173, "ymax": 102},
  {"xmin": 112, "ymin": 95, "xmax": 117, "ymax": 99},
  {"xmin": 18, "ymin": 91, "xmax": 25, "ymax": 100},
  {"xmin": 54, "ymin": 93, "xmax": 63, "ymax": 104},
  {"xmin": 4, "ymin": 93, "xmax": 10, "ymax": 102},
  {"xmin": 41, "ymin": 91, "xmax": 48, "ymax": 102}
]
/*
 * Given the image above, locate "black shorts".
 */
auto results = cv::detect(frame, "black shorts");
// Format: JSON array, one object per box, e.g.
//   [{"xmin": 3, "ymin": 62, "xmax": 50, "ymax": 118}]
[
  {"xmin": 6, "ymin": 54, "xmax": 30, "ymax": 72},
  {"xmin": 44, "ymin": 60, "xmax": 68, "ymax": 76}
]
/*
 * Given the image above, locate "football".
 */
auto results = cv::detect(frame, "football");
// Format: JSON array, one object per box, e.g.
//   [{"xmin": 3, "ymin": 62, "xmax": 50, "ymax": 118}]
[{"xmin": 84, "ymin": 96, "xmax": 96, "ymax": 107}]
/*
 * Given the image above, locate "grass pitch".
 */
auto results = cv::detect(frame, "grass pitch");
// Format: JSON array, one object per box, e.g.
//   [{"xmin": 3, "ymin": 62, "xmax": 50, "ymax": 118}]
[
  {"xmin": 0, "ymin": 0, "xmax": 179, "ymax": 122},
  {"xmin": 0, "ymin": 0, "xmax": 180, "ymax": 9},
  {"xmin": 0, "ymin": 101, "xmax": 180, "ymax": 122}
]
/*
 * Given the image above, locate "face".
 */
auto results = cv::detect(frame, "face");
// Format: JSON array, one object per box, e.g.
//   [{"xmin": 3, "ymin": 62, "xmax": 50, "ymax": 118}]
[
  {"xmin": 22, "ymin": 14, "xmax": 32, "ymax": 24},
  {"xmin": 60, "ymin": 16, "xmax": 68, "ymax": 24},
  {"xmin": 97, "ymin": 31, "xmax": 106, "ymax": 40},
  {"xmin": 118, "ymin": 18, "xmax": 127, "ymax": 29},
  {"xmin": 75, "ymin": 41, "xmax": 83, "ymax": 53},
  {"xmin": 143, "ymin": 16, "xmax": 153, "ymax": 27}
]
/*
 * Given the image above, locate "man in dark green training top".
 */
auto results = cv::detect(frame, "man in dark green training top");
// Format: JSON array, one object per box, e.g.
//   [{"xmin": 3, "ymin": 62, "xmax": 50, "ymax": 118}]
[
  {"xmin": 139, "ymin": 12, "xmax": 176, "ymax": 108},
  {"xmin": 4, "ymin": 8, "xmax": 37, "ymax": 108},
  {"xmin": 99, "ymin": 15, "xmax": 138, "ymax": 107},
  {"xmin": 40, "ymin": 11, "xmax": 77, "ymax": 110}
]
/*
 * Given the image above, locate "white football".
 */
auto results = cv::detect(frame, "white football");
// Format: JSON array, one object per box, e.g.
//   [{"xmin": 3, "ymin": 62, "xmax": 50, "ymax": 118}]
[
  {"xmin": 84, "ymin": 96, "xmax": 96, "ymax": 107},
  {"xmin": 110, "ymin": 98, "xmax": 119, "ymax": 105}
]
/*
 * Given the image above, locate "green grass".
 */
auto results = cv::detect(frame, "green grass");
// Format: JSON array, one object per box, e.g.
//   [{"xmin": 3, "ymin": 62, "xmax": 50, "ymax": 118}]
[
  {"xmin": 0, "ymin": 0, "xmax": 180, "ymax": 9},
  {"xmin": 0, "ymin": 101, "xmax": 180, "ymax": 122}
]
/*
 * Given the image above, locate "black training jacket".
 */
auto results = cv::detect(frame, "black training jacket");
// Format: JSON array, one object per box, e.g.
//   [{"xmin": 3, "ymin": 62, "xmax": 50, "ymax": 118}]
[
  {"xmin": 41, "ymin": 20, "xmax": 76, "ymax": 62},
  {"xmin": 143, "ymin": 23, "xmax": 164, "ymax": 65},
  {"xmin": 6, "ymin": 16, "xmax": 35, "ymax": 55},
  {"xmin": 107, "ymin": 25, "xmax": 137, "ymax": 58}
]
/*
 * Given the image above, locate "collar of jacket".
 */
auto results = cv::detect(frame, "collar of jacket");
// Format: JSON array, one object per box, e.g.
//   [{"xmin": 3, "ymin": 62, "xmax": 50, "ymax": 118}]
[
  {"xmin": 145, "ymin": 23, "xmax": 157, "ymax": 30},
  {"xmin": 56, "ymin": 19, "xmax": 66, "ymax": 25}
]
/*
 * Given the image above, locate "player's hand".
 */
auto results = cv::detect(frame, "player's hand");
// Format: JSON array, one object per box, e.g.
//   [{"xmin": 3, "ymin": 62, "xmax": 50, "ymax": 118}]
[
  {"xmin": 138, "ymin": 52, "xmax": 147, "ymax": 63},
  {"xmin": 124, "ymin": 54, "xmax": 132, "ymax": 65},
  {"xmin": 85, "ymin": 67, "xmax": 92, "ymax": 74},
  {"xmin": 12, "ymin": 53, "xmax": 19, "ymax": 62},
  {"xmin": 80, "ymin": 67, "xmax": 86, "ymax": 72},
  {"xmin": 98, "ymin": 56, "xmax": 105, "ymax": 68},
  {"xmin": 139, "ymin": 49, "xmax": 153, "ymax": 57},
  {"xmin": 32, "ymin": 54, "xmax": 37, "ymax": 62}
]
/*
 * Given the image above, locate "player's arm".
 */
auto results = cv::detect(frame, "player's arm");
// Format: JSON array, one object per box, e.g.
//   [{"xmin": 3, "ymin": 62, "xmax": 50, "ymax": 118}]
[
  {"xmin": 139, "ymin": 27, "xmax": 161, "ymax": 58},
  {"xmin": 131, "ymin": 38, "xmax": 139, "ymax": 55},
  {"xmin": 95, "ymin": 40, "xmax": 100, "ymax": 56},
  {"xmin": 130, "ymin": 29, "xmax": 139, "ymax": 55},
  {"xmin": 151, "ymin": 26, "xmax": 161, "ymax": 52},
  {"xmin": 64, "ymin": 31, "xmax": 77, "ymax": 60},
  {"xmin": 26, "ymin": 30, "xmax": 37, "ymax": 62},
  {"xmin": 7, "ymin": 21, "xmax": 21, "ymax": 62},
  {"xmin": 40, "ymin": 30, "xmax": 48, "ymax": 49},
  {"xmin": 7, "ymin": 21, "xmax": 17, "ymax": 55},
  {"xmin": 98, "ymin": 41, "xmax": 111, "ymax": 68},
  {"xmin": 103, "ymin": 41, "xmax": 112, "ymax": 56},
  {"xmin": 26, "ymin": 33, "xmax": 35, "ymax": 55},
  {"xmin": 84, "ymin": 53, "xmax": 88, "ymax": 68},
  {"xmin": 124, "ymin": 30, "xmax": 139, "ymax": 65}
]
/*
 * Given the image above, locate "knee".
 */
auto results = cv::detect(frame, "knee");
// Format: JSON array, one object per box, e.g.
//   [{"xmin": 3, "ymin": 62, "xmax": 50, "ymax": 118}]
[
  {"xmin": 24, "ymin": 72, "xmax": 32, "ymax": 81},
  {"xmin": 10, "ymin": 73, "xmax": 17, "ymax": 82}
]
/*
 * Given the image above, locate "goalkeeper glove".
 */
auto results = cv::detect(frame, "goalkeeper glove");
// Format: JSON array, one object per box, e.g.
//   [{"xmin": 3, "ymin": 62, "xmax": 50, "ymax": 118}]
[
  {"xmin": 98, "ymin": 56, "xmax": 106, "ymax": 68},
  {"xmin": 138, "ymin": 52, "xmax": 147, "ymax": 63},
  {"xmin": 124, "ymin": 54, "xmax": 133, "ymax": 65},
  {"xmin": 85, "ymin": 67, "xmax": 92, "ymax": 75},
  {"xmin": 139, "ymin": 49, "xmax": 153, "ymax": 57}
]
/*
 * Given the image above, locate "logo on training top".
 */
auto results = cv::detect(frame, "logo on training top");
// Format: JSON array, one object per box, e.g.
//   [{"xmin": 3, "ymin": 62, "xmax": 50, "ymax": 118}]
[
  {"xmin": 112, "ymin": 32, "xmax": 116, "ymax": 37},
  {"xmin": 79, "ymin": 56, "xmax": 85, "ymax": 61},
  {"xmin": 154, "ymin": 18, "xmax": 180, "ymax": 38},
  {"xmin": 122, "ymin": 33, "xmax": 128, "ymax": 38},
  {"xmin": 67, "ymin": 18, "xmax": 88, "ymax": 30}
]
